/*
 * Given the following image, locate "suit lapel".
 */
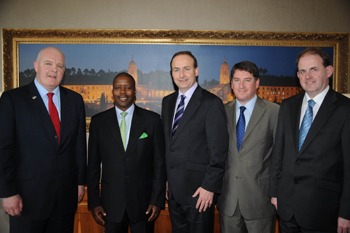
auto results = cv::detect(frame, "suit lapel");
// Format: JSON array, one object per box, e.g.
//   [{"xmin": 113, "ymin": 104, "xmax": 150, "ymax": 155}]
[
  {"xmin": 126, "ymin": 106, "xmax": 145, "ymax": 153},
  {"xmin": 298, "ymin": 89, "xmax": 337, "ymax": 155},
  {"xmin": 59, "ymin": 87, "xmax": 71, "ymax": 146},
  {"xmin": 28, "ymin": 82, "xmax": 58, "ymax": 149},
  {"xmin": 226, "ymin": 100, "xmax": 237, "ymax": 146},
  {"xmin": 244, "ymin": 97, "xmax": 265, "ymax": 142},
  {"xmin": 290, "ymin": 93, "xmax": 304, "ymax": 154},
  {"xmin": 106, "ymin": 108, "xmax": 125, "ymax": 153},
  {"xmin": 171, "ymin": 86, "xmax": 202, "ymax": 143},
  {"xmin": 167, "ymin": 93, "xmax": 177, "ymax": 140}
]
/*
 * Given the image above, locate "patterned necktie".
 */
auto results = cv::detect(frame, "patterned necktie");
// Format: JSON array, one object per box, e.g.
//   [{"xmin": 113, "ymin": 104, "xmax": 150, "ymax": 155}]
[
  {"xmin": 120, "ymin": 112, "xmax": 128, "ymax": 150},
  {"xmin": 298, "ymin": 99, "xmax": 316, "ymax": 151},
  {"xmin": 47, "ymin": 93, "xmax": 60, "ymax": 144},
  {"xmin": 236, "ymin": 106, "xmax": 246, "ymax": 151},
  {"xmin": 172, "ymin": 95, "xmax": 186, "ymax": 139}
]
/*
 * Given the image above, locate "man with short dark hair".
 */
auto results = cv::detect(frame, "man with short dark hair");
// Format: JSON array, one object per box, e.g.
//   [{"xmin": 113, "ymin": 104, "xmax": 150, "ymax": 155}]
[
  {"xmin": 0, "ymin": 47, "xmax": 87, "ymax": 233},
  {"xmin": 162, "ymin": 51, "xmax": 228, "ymax": 233},
  {"xmin": 269, "ymin": 47, "xmax": 350, "ymax": 232},
  {"xmin": 218, "ymin": 61, "xmax": 279, "ymax": 233},
  {"xmin": 87, "ymin": 72, "xmax": 166, "ymax": 233}
]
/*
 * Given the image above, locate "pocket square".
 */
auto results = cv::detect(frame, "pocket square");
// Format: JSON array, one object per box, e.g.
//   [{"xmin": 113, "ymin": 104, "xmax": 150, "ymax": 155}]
[{"xmin": 139, "ymin": 132, "xmax": 148, "ymax": 139}]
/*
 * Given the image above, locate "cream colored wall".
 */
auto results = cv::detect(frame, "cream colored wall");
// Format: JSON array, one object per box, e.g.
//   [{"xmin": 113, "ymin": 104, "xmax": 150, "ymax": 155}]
[{"xmin": 1, "ymin": 0, "xmax": 350, "ymax": 92}]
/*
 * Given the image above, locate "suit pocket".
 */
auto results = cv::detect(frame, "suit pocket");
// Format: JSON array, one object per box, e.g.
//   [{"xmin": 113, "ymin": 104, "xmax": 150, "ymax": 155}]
[
  {"xmin": 258, "ymin": 175, "xmax": 270, "ymax": 186},
  {"xmin": 317, "ymin": 178, "xmax": 341, "ymax": 193},
  {"xmin": 186, "ymin": 162, "xmax": 206, "ymax": 172}
]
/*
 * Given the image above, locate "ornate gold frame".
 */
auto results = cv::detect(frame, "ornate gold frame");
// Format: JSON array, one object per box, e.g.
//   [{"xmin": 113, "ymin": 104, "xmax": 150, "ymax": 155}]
[{"xmin": 2, "ymin": 28, "xmax": 350, "ymax": 93}]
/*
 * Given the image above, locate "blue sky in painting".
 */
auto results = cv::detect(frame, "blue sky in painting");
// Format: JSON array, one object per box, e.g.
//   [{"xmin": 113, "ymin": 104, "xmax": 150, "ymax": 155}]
[{"xmin": 19, "ymin": 44, "xmax": 334, "ymax": 82}]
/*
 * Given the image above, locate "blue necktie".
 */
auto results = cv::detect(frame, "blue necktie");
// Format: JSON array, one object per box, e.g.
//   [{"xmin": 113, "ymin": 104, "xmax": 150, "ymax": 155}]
[
  {"xmin": 172, "ymin": 95, "xmax": 186, "ymax": 139},
  {"xmin": 237, "ymin": 106, "xmax": 246, "ymax": 151},
  {"xmin": 298, "ymin": 99, "xmax": 316, "ymax": 151}
]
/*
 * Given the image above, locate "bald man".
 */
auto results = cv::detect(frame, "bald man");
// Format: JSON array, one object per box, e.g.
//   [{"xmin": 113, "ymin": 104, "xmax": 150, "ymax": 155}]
[{"xmin": 0, "ymin": 47, "xmax": 87, "ymax": 233}]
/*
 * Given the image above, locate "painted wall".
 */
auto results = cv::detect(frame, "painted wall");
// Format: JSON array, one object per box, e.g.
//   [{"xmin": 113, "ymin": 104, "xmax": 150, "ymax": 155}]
[{"xmin": 1, "ymin": 0, "xmax": 350, "ymax": 92}]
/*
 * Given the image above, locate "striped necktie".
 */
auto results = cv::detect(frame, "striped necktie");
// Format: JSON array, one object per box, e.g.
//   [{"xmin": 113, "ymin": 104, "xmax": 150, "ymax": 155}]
[{"xmin": 172, "ymin": 95, "xmax": 186, "ymax": 139}]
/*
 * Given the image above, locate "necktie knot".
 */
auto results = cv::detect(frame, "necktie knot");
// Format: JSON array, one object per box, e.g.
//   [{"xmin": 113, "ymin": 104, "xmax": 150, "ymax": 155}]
[
  {"xmin": 308, "ymin": 99, "xmax": 315, "ymax": 108},
  {"xmin": 47, "ymin": 92, "xmax": 54, "ymax": 99},
  {"xmin": 240, "ymin": 106, "xmax": 246, "ymax": 114},
  {"xmin": 121, "ymin": 112, "xmax": 128, "ymax": 118}
]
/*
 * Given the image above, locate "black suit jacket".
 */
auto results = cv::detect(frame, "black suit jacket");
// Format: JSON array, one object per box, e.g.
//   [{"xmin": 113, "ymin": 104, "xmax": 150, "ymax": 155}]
[
  {"xmin": 0, "ymin": 81, "xmax": 87, "ymax": 220},
  {"xmin": 161, "ymin": 85, "xmax": 228, "ymax": 206},
  {"xmin": 269, "ymin": 88, "xmax": 350, "ymax": 230},
  {"xmin": 87, "ymin": 105, "xmax": 166, "ymax": 223}
]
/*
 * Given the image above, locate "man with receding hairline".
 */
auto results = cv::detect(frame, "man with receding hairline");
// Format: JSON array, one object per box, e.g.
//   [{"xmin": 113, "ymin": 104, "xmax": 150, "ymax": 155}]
[
  {"xmin": 162, "ymin": 51, "xmax": 228, "ymax": 233},
  {"xmin": 269, "ymin": 47, "xmax": 350, "ymax": 232},
  {"xmin": 0, "ymin": 47, "xmax": 87, "ymax": 233}
]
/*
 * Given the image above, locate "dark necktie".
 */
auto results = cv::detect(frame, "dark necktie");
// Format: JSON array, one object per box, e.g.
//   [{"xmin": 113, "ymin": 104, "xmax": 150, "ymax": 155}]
[
  {"xmin": 47, "ymin": 93, "xmax": 60, "ymax": 144},
  {"xmin": 236, "ymin": 106, "xmax": 246, "ymax": 151},
  {"xmin": 172, "ymin": 95, "xmax": 186, "ymax": 139},
  {"xmin": 298, "ymin": 99, "xmax": 316, "ymax": 151}
]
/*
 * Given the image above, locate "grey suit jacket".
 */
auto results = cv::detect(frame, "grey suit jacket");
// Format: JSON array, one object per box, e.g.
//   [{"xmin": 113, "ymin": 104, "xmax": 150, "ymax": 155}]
[{"xmin": 217, "ymin": 97, "xmax": 279, "ymax": 219}]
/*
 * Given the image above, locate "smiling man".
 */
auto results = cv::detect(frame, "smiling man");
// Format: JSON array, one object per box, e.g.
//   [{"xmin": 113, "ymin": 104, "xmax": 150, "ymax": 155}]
[
  {"xmin": 269, "ymin": 47, "xmax": 350, "ymax": 232},
  {"xmin": 0, "ymin": 47, "xmax": 87, "ymax": 233},
  {"xmin": 217, "ymin": 61, "xmax": 279, "ymax": 233},
  {"xmin": 87, "ymin": 72, "xmax": 166, "ymax": 233},
  {"xmin": 161, "ymin": 51, "xmax": 228, "ymax": 233}
]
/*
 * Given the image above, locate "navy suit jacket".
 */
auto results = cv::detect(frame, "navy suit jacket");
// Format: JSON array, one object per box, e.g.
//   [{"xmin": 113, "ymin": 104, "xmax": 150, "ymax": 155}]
[
  {"xmin": 161, "ymin": 85, "xmax": 228, "ymax": 206},
  {"xmin": 269, "ymin": 88, "xmax": 350, "ymax": 230},
  {"xmin": 0, "ymin": 81, "xmax": 87, "ymax": 220},
  {"xmin": 87, "ymin": 105, "xmax": 166, "ymax": 223}
]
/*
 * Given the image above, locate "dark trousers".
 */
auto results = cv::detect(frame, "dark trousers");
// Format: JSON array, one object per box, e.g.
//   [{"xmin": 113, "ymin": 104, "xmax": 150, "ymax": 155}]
[
  {"xmin": 279, "ymin": 216, "xmax": 336, "ymax": 233},
  {"xmin": 105, "ymin": 210, "xmax": 154, "ymax": 233},
  {"xmin": 168, "ymin": 196, "xmax": 215, "ymax": 233},
  {"xmin": 9, "ymin": 210, "xmax": 74, "ymax": 233}
]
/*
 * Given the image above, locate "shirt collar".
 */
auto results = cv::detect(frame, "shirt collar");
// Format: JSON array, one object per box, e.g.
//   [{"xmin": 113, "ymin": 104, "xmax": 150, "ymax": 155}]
[
  {"xmin": 115, "ymin": 103, "xmax": 135, "ymax": 117},
  {"xmin": 236, "ymin": 94, "xmax": 257, "ymax": 112},
  {"xmin": 34, "ymin": 78, "xmax": 60, "ymax": 98},
  {"xmin": 177, "ymin": 82, "xmax": 198, "ymax": 100},
  {"xmin": 304, "ymin": 85, "xmax": 329, "ymax": 106}
]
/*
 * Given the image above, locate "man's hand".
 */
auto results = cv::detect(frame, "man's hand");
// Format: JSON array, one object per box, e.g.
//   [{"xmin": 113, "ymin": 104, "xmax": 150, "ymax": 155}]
[
  {"xmin": 146, "ymin": 205, "xmax": 161, "ymax": 221},
  {"xmin": 2, "ymin": 194, "xmax": 23, "ymax": 216},
  {"xmin": 271, "ymin": 197, "xmax": 277, "ymax": 210},
  {"xmin": 338, "ymin": 217, "xmax": 350, "ymax": 233},
  {"xmin": 78, "ymin": 185, "xmax": 85, "ymax": 202},
  {"xmin": 92, "ymin": 206, "xmax": 107, "ymax": 225},
  {"xmin": 192, "ymin": 187, "xmax": 214, "ymax": 212}
]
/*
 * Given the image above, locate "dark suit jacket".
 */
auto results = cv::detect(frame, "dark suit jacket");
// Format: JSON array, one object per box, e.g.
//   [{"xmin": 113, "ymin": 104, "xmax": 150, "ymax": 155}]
[
  {"xmin": 269, "ymin": 88, "xmax": 350, "ymax": 230},
  {"xmin": 218, "ymin": 97, "xmax": 279, "ymax": 219},
  {"xmin": 87, "ymin": 105, "xmax": 166, "ymax": 223},
  {"xmin": 161, "ymin": 85, "xmax": 228, "ymax": 206},
  {"xmin": 0, "ymin": 81, "xmax": 87, "ymax": 220}
]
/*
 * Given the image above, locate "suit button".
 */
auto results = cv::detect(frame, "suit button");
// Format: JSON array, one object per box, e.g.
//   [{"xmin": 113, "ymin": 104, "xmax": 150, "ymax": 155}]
[
  {"xmin": 238, "ymin": 159, "xmax": 242, "ymax": 162},
  {"xmin": 124, "ymin": 176, "xmax": 128, "ymax": 178},
  {"xmin": 55, "ymin": 136, "xmax": 58, "ymax": 139},
  {"xmin": 236, "ymin": 176, "xmax": 239, "ymax": 179}
]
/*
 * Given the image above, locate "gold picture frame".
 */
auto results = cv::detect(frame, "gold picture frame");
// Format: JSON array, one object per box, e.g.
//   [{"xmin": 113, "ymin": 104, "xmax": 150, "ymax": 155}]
[
  {"xmin": 2, "ymin": 29, "xmax": 349, "ymax": 130},
  {"xmin": 3, "ymin": 28, "xmax": 349, "ymax": 92}
]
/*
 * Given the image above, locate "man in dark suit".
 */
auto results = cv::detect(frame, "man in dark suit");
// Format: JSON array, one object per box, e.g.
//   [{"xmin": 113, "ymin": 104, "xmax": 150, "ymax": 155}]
[
  {"xmin": 217, "ymin": 61, "xmax": 279, "ymax": 233},
  {"xmin": 87, "ymin": 72, "xmax": 166, "ymax": 233},
  {"xmin": 161, "ymin": 51, "xmax": 228, "ymax": 233},
  {"xmin": 269, "ymin": 47, "xmax": 350, "ymax": 232},
  {"xmin": 0, "ymin": 47, "xmax": 87, "ymax": 233}
]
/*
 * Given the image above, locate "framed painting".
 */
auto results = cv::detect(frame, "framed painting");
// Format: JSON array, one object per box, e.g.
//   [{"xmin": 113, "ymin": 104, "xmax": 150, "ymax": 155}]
[{"xmin": 2, "ymin": 29, "xmax": 349, "ymax": 129}]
